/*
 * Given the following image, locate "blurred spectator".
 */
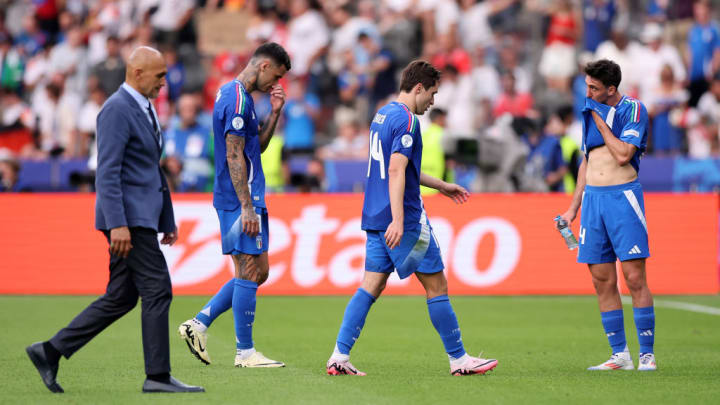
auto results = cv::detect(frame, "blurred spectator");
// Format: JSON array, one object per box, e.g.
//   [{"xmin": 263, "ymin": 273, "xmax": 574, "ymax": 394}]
[
  {"xmin": 647, "ymin": 65, "xmax": 688, "ymax": 155},
  {"xmin": 493, "ymin": 71, "xmax": 535, "ymax": 119},
  {"xmin": 477, "ymin": 114, "xmax": 528, "ymax": 192},
  {"xmin": 164, "ymin": 47, "xmax": 185, "ymax": 102},
  {"xmin": 260, "ymin": 135, "xmax": 289, "ymax": 193},
  {"xmin": 538, "ymin": 0, "xmax": 578, "ymax": 93},
  {"xmin": 1, "ymin": 87, "xmax": 32, "ymax": 129},
  {"xmin": 582, "ymin": 0, "xmax": 615, "ymax": 53},
  {"xmin": 698, "ymin": 73, "xmax": 720, "ymax": 123},
  {"xmin": 48, "ymin": 25, "xmax": 88, "ymax": 97},
  {"xmin": 0, "ymin": 152, "xmax": 21, "ymax": 192},
  {"xmin": 686, "ymin": 0, "xmax": 720, "ymax": 107},
  {"xmin": 471, "ymin": 46, "xmax": 500, "ymax": 128},
  {"xmin": 434, "ymin": 65, "xmax": 474, "ymax": 139},
  {"xmin": 595, "ymin": 22, "xmax": 644, "ymax": 97},
  {"xmin": 32, "ymin": 73, "xmax": 82, "ymax": 158},
  {"xmin": 0, "ymin": 32, "xmax": 23, "ymax": 92},
  {"xmin": 162, "ymin": 94, "xmax": 214, "ymax": 191},
  {"xmin": 337, "ymin": 48, "xmax": 369, "ymax": 122},
  {"xmin": 378, "ymin": 1, "xmax": 421, "ymax": 69},
  {"xmin": 327, "ymin": 3, "xmax": 379, "ymax": 74},
  {"xmin": 78, "ymin": 86, "xmax": 107, "ymax": 164},
  {"xmin": 519, "ymin": 117, "xmax": 567, "ymax": 192},
  {"xmin": 287, "ymin": 0, "xmax": 329, "ymax": 77},
  {"xmin": 317, "ymin": 113, "xmax": 367, "ymax": 161},
  {"xmin": 23, "ymin": 42, "xmax": 51, "ymax": 94},
  {"xmin": 498, "ymin": 42, "xmax": 532, "ymax": 93},
  {"xmin": 283, "ymin": 76, "xmax": 320, "ymax": 152},
  {"xmin": 357, "ymin": 32, "xmax": 396, "ymax": 117},
  {"xmin": 14, "ymin": 14, "xmax": 48, "ymax": 57},
  {"xmin": 91, "ymin": 35, "xmax": 125, "ymax": 97},
  {"xmin": 151, "ymin": 0, "xmax": 197, "ymax": 46},
  {"xmin": 457, "ymin": 0, "xmax": 516, "ymax": 52},
  {"xmin": 420, "ymin": 108, "xmax": 447, "ymax": 195},
  {"xmin": 552, "ymin": 105, "xmax": 582, "ymax": 193},
  {"xmin": 429, "ymin": 33, "xmax": 472, "ymax": 75},
  {"xmin": 637, "ymin": 22, "xmax": 686, "ymax": 103}
]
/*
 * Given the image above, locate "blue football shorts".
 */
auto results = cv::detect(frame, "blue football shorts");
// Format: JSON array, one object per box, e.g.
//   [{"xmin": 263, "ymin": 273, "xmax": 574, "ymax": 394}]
[
  {"xmin": 365, "ymin": 220, "xmax": 444, "ymax": 279},
  {"xmin": 216, "ymin": 206, "xmax": 269, "ymax": 255},
  {"xmin": 577, "ymin": 180, "xmax": 650, "ymax": 264}
]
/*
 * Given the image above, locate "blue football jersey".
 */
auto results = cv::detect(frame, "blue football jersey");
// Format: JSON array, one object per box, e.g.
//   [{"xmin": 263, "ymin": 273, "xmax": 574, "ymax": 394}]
[
  {"xmin": 362, "ymin": 102, "xmax": 425, "ymax": 231},
  {"xmin": 582, "ymin": 96, "xmax": 649, "ymax": 173},
  {"xmin": 212, "ymin": 80, "xmax": 266, "ymax": 210}
]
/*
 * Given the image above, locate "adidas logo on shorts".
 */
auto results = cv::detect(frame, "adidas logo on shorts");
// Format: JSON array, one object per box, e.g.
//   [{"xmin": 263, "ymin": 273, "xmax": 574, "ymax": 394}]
[{"xmin": 628, "ymin": 245, "xmax": 642, "ymax": 255}]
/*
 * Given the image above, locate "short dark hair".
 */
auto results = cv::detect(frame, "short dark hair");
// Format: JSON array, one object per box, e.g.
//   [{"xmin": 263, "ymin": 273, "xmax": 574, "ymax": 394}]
[
  {"xmin": 584, "ymin": 59, "xmax": 621, "ymax": 89},
  {"xmin": 399, "ymin": 60, "xmax": 441, "ymax": 92},
  {"xmin": 429, "ymin": 108, "xmax": 447, "ymax": 122},
  {"xmin": 253, "ymin": 42, "xmax": 291, "ymax": 71}
]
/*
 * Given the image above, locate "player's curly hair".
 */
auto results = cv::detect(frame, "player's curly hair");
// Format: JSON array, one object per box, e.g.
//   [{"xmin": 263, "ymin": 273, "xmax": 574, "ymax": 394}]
[
  {"xmin": 584, "ymin": 59, "xmax": 621, "ymax": 89},
  {"xmin": 399, "ymin": 60, "xmax": 441, "ymax": 93},
  {"xmin": 253, "ymin": 42, "xmax": 291, "ymax": 71}
]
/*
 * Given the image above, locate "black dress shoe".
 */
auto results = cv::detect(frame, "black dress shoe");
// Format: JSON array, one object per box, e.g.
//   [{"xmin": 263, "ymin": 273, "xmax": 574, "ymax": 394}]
[
  {"xmin": 142, "ymin": 376, "xmax": 205, "ymax": 393},
  {"xmin": 25, "ymin": 342, "xmax": 64, "ymax": 393}
]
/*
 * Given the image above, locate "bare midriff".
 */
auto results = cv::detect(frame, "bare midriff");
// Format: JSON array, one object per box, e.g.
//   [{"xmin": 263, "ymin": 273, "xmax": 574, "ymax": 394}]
[{"xmin": 586, "ymin": 145, "xmax": 637, "ymax": 186}]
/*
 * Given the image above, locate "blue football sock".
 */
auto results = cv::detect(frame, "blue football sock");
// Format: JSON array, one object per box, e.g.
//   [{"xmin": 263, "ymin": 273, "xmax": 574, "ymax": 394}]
[
  {"xmin": 427, "ymin": 295, "xmax": 466, "ymax": 359},
  {"xmin": 335, "ymin": 288, "xmax": 376, "ymax": 355},
  {"xmin": 232, "ymin": 279, "xmax": 258, "ymax": 350},
  {"xmin": 633, "ymin": 306, "xmax": 655, "ymax": 354},
  {"xmin": 195, "ymin": 278, "xmax": 234, "ymax": 328},
  {"xmin": 600, "ymin": 309, "xmax": 627, "ymax": 354}
]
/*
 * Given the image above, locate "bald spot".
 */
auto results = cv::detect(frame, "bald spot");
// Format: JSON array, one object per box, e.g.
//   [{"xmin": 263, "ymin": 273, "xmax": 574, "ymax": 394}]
[{"xmin": 126, "ymin": 46, "xmax": 164, "ymax": 80}]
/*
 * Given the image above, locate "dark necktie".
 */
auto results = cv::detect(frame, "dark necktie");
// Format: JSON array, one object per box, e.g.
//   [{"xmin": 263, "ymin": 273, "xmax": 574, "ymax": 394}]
[{"xmin": 146, "ymin": 103, "xmax": 161, "ymax": 146}]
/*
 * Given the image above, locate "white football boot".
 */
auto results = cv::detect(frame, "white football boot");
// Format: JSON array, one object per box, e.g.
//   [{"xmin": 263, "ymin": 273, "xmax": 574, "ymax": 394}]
[
  {"xmin": 178, "ymin": 319, "xmax": 210, "ymax": 365},
  {"xmin": 450, "ymin": 354, "xmax": 499, "ymax": 376},
  {"xmin": 587, "ymin": 351, "xmax": 634, "ymax": 370},
  {"xmin": 637, "ymin": 353, "xmax": 657, "ymax": 371},
  {"xmin": 235, "ymin": 351, "xmax": 285, "ymax": 368},
  {"xmin": 326, "ymin": 358, "xmax": 367, "ymax": 376}
]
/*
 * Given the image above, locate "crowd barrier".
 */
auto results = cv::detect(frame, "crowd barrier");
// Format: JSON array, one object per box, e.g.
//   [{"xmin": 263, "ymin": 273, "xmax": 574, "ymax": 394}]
[{"xmin": 0, "ymin": 193, "xmax": 717, "ymax": 295}]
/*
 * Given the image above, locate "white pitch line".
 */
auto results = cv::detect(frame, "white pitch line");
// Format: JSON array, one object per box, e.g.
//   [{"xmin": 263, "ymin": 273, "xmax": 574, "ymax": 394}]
[{"xmin": 621, "ymin": 296, "xmax": 720, "ymax": 316}]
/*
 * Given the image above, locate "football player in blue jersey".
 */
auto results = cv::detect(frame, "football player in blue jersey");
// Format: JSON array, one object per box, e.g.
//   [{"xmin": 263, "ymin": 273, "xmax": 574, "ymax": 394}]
[
  {"xmin": 179, "ymin": 43, "xmax": 290, "ymax": 368},
  {"xmin": 559, "ymin": 59, "xmax": 656, "ymax": 371},
  {"xmin": 325, "ymin": 61, "xmax": 499, "ymax": 377}
]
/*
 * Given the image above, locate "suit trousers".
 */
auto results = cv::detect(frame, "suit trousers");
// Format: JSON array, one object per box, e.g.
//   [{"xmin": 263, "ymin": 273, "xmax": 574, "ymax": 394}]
[{"xmin": 49, "ymin": 227, "xmax": 172, "ymax": 375}]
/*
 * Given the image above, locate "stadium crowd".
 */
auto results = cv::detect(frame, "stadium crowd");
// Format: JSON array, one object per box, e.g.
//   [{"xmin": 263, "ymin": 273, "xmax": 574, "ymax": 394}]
[{"xmin": 1, "ymin": 0, "xmax": 720, "ymax": 193}]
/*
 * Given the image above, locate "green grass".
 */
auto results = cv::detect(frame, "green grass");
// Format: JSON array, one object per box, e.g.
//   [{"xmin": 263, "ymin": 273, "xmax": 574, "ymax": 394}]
[{"xmin": 1, "ymin": 295, "xmax": 719, "ymax": 404}]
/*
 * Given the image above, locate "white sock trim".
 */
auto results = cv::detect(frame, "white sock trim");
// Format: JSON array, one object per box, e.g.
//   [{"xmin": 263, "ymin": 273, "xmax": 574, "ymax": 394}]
[
  {"xmin": 331, "ymin": 344, "xmax": 350, "ymax": 362},
  {"xmin": 236, "ymin": 347, "xmax": 256, "ymax": 359},
  {"xmin": 192, "ymin": 318, "xmax": 208, "ymax": 333}
]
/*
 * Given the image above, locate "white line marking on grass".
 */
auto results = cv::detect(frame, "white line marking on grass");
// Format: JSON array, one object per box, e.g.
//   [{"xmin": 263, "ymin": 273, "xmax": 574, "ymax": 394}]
[{"xmin": 621, "ymin": 297, "xmax": 720, "ymax": 316}]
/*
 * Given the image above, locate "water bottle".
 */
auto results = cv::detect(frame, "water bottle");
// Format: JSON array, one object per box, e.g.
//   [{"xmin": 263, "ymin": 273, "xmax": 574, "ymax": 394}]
[{"xmin": 555, "ymin": 216, "xmax": 578, "ymax": 250}]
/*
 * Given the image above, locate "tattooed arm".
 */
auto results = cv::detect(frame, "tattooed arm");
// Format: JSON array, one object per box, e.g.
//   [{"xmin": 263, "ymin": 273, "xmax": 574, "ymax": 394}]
[{"xmin": 226, "ymin": 133, "xmax": 259, "ymax": 237}]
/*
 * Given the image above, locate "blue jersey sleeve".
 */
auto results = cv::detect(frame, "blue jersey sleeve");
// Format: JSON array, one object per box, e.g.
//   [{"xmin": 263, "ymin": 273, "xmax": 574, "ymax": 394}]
[
  {"xmin": 619, "ymin": 100, "xmax": 648, "ymax": 152},
  {"xmin": 224, "ymin": 85, "xmax": 251, "ymax": 138},
  {"xmin": 390, "ymin": 114, "xmax": 419, "ymax": 159}
]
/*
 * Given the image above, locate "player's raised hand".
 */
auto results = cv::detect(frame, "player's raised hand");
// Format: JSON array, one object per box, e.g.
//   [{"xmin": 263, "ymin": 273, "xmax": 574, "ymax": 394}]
[
  {"xmin": 385, "ymin": 220, "xmax": 404, "ymax": 249},
  {"xmin": 440, "ymin": 182, "xmax": 470, "ymax": 205},
  {"xmin": 269, "ymin": 84, "xmax": 286, "ymax": 113},
  {"xmin": 241, "ymin": 209, "xmax": 260, "ymax": 237}
]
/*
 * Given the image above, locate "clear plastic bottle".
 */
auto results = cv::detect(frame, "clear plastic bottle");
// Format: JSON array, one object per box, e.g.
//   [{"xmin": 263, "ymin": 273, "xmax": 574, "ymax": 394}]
[{"xmin": 554, "ymin": 216, "xmax": 578, "ymax": 250}]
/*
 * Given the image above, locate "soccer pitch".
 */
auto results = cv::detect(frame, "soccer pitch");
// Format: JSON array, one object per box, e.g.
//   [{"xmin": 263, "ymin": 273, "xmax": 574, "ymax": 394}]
[{"xmin": 2, "ymin": 295, "xmax": 719, "ymax": 404}]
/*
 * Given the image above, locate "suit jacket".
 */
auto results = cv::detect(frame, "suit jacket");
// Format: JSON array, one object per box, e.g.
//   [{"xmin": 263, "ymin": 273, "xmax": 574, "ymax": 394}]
[{"xmin": 95, "ymin": 86, "xmax": 175, "ymax": 233}]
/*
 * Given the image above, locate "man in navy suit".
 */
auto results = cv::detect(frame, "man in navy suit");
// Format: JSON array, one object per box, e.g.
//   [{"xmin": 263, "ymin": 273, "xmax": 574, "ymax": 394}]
[{"xmin": 25, "ymin": 47, "xmax": 204, "ymax": 394}]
